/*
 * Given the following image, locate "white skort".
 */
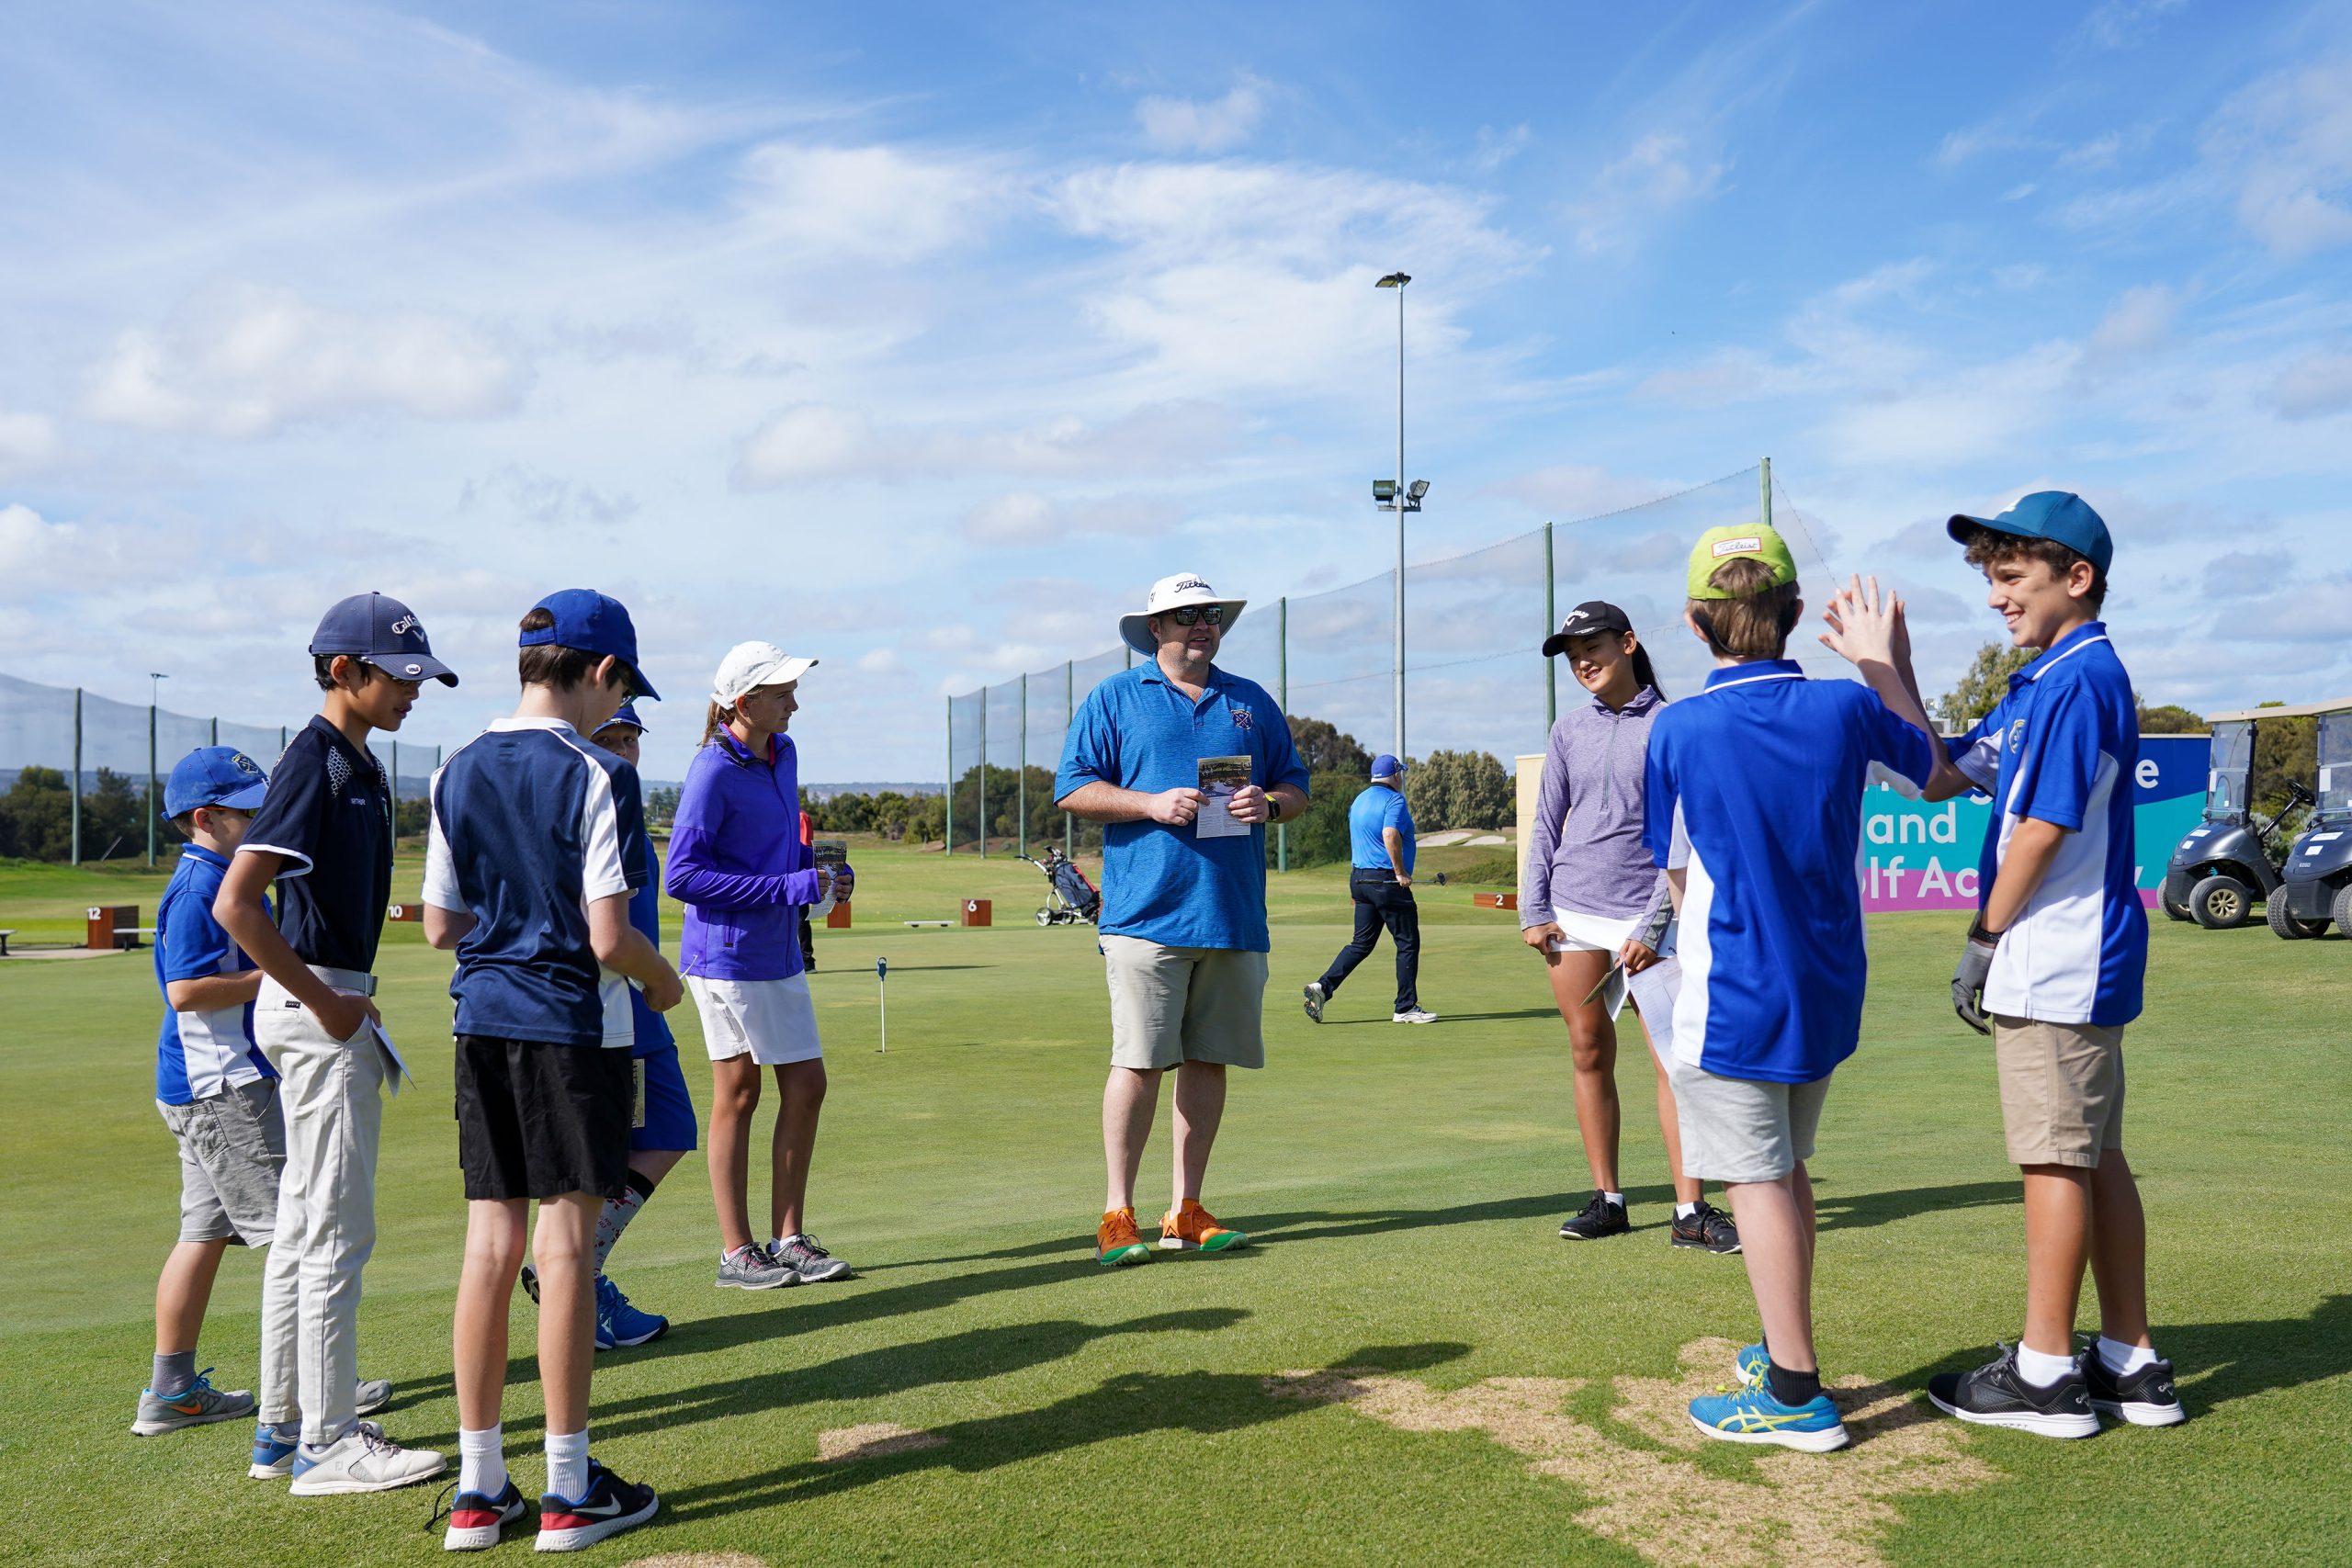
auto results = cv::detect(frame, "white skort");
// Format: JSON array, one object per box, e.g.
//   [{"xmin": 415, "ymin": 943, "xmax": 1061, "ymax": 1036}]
[
  {"xmin": 689, "ymin": 974, "xmax": 823, "ymax": 1066},
  {"xmin": 1547, "ymin": 906, "xmax": 1640, "ymax": 954}
]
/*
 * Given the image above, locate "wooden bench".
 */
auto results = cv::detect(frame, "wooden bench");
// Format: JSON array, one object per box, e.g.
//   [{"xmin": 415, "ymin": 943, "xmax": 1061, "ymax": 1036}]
[
  {"xmin": 0, "ymin": 930, "xmax": 15, "ymax": 956},
  {"xmin": 902, "ymin": 919, "xmax": 953, "ymax": 929}
]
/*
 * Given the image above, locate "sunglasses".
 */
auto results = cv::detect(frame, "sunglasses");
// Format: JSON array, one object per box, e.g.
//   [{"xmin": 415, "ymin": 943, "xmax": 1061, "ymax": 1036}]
[{"xmin": 1166, "ymin": 605, "xmax": 1225, "ymax": 627}]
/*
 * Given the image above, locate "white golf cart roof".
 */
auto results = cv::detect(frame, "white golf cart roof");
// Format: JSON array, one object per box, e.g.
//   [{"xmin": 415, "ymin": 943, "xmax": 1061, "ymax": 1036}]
[{"xmin": 2202, "ymin": 696, "xmax": 2352, "ymax": 725}]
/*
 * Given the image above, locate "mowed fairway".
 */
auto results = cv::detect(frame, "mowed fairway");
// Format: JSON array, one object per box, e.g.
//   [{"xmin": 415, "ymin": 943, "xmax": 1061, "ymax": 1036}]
[{"xmin": 2, "ymin": 841, "xmax": 2346, "ymax": 1567}]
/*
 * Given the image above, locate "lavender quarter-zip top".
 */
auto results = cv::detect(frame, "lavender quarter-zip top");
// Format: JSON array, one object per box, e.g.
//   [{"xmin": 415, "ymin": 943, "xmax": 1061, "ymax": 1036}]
[
  {"xmin": 665, "ymin": 728, "xmax": 822, "ymax": 981},
  {"xmin": 1521, "ymin": 684, "xmax": 1673, "ymax": 925}
]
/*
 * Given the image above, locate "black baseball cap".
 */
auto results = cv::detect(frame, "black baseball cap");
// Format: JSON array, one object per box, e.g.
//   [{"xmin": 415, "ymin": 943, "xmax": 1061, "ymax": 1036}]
[
  {"xmin": 1542, "ymin": 601, "xmax": 1634, "ymax": 658},
  {"xmin": 310, "ymin": 592, "xmax": 458, "ymax": 686}
]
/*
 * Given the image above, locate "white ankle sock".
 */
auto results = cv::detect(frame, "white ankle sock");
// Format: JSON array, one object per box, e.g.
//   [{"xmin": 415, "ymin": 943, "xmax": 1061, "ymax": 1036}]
[
  {"xmin": 2015, "ymin": 1344, "xmax": 2076, "ymax": 1389},
  {"xmin": 545, "ymin": 1428, "xmax": 589, "ymax": 1502},
  {"xmin": 2097, "ymin": 1336, "xmax": 2158, "ymax": 1376},
  {"xmin": 458, "ymin": 1424, "xmax": 506, "ymax": 1498},
  {"xmin": 1601, "ymin": 1191, "xmax": 1624, "ymax": 1209},
  {"xmin": 1675, "ymin": 1201, "xmax": 1699, "ymax": 1220}
]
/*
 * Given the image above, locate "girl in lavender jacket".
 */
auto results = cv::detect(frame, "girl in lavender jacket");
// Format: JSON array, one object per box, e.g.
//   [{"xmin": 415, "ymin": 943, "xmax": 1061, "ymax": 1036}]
[
  {"xmin": 667, "ymin": 642, "xmax": 855, "ymax": 1292},
  {"xmin": 1521, "ymin": 603, "xmax": 1737, "ymax": 1254}
]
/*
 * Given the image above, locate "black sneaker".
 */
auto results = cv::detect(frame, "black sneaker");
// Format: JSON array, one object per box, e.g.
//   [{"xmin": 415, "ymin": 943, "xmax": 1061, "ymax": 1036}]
[
  {"xmin": 1669, "ymin": 1201, "xmax": 1741, "ymax": 1254},
  {"xmin": 1556, "ymin": 1192, "xmax": 1629, "ymax": 1240},
  {"xmin": 2078, "ymin": 1338, "xmax": 2186, "ymax": 1427},
  {"xmin": 1927, "ymin": 1344, "xmax": 2100, "ymax": 1438},
  {"xmin": 537, "ymin": 1459, "xmax": 658, "ymax": 1551}
]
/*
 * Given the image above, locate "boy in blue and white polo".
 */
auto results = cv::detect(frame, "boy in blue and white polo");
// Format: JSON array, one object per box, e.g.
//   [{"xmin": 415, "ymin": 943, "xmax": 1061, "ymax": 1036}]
[
  {"xmin": 1645, "ymin": 526, "xmax": 1935, "ymax": 1451},
  {"xmin": 422, "ymin": 590, "xmax": 682, "ymax": 1551},
  {"xmin": 1915, "ymin": 494, "xmax": 2178, "ymax": 1435}
]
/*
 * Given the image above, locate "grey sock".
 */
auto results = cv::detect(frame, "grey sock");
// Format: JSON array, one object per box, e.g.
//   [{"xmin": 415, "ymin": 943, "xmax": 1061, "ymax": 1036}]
[{"xmin": 153, "ymin": 1349, "xmax": 198, "ymax": 1396}]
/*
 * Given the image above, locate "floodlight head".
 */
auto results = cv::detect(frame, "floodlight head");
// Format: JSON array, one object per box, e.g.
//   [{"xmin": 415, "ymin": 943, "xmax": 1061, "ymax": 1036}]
[
  {"xmin": 1407, "ymin": 479, "xmax": 1430, "ymax": 502},
  {"xmin": 1373, "ymin": 479, "xmax": 1398, "ymax": 502},
  {"xmin": 1375, "ymin": 272, "xmax": 1411, "ymax": 288}
]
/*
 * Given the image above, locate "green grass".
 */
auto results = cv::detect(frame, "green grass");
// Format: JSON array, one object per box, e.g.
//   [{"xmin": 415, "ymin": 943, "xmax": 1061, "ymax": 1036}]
[{"xmin": 2, "ymin": 843, "xmax": 2346, "ymax": 1566}]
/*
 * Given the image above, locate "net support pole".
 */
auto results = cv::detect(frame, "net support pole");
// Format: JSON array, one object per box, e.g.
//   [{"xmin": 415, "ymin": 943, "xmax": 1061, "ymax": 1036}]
[
  {"xmin": 71, "ymin": 687, "xmax": 83, "ymax": 866},
  {"xmin": 1277, "ymin": 595, "xmax": 1289, "ymax": 874},
  {"xmin": 390, "ymin": 739, "xmax": 399, "ymax": 811},
  {"xmin": 1017, "ymin": 672, "xmax": 1028, "ymax": 861},
  {"xmin": 978, "ymin": 687, "xmax": 988, "ymax": 859},
  {"xmin": 146, "ymin": 700, "xmax": 157, "ymax": 867},
  {"xmin": 1760, "ymin": 456, "xmax": 1772, "ymax": 529},
  {"xmin": 944, "ymin": 697, "xmax": 955, "ymax": 857},
  {"xmin": 1544, "ymin": 522, "xmax": 1556, "ymax": 729},
  {"xmin": 210, "ymin": 717, "xmax": 219, "ymax": 744},
  {"xmin": 1063, "ymin": 660, "xmax": 1074, "ymax": 858}
]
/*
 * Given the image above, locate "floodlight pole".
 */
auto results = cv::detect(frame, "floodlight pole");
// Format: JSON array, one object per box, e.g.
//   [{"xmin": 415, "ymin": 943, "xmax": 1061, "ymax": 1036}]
[
  {"xmin": 1544, "ymin": 522, "xmax": 1556, "ymax": 728},
  {"xmin": 147, "ymin": 671, "xmax": 167, "ymax": 867},
  {"xmin": 1390, "ymin": 276, "xmax": 1408, "ymax": 761}
]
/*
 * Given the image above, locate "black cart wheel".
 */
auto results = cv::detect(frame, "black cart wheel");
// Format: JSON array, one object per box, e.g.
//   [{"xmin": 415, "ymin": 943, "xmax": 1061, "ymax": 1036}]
[
  {"xmin": 2161, "ymin": 887, "xmax": 2192, "ymax": 921},
  {"xmin": 2191, "ymin": 875, "xmax": 2252, "ymax": 930},
  {"xmin": 2267, "ymin": 896, "xmax": 2326, "ymax": 940},
  {"xmin": 1035, "ymin": 908, "xmax": 1054, "ymax": 927},
  {"xmin": 2334, "ymin": 884, "xmax": 2352, "ymax": 939}
]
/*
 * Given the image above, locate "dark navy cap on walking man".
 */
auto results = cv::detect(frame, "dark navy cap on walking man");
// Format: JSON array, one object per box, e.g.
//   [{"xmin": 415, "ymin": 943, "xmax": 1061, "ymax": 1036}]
[
  {"xmin": 164, "ymin": 747, "xmax": 269, "ymax": 817},
  {"xmin": 521, "ymin": 588, "xmax": 662, "ymax": 700},
  {"xmin": 310, "ymin": 592, "xmax": 459, "ymax": 686},
  {"xmin": 1946, "ymin": 491, "xmax": 2113, "ymax": 575},
  {"xmin": 1542, "ymin": 601, "xmax": 1635, "ymax": 657}
]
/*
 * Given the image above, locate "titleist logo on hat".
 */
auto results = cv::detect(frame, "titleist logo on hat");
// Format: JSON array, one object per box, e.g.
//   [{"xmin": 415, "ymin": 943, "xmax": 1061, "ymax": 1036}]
[{"xmin": 1713, "ymin": 536, "xmax": 1762, "ymax": 558}]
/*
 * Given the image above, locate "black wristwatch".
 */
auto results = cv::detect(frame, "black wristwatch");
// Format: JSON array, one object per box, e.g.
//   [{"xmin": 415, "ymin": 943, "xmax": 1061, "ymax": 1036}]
[{"xmin": 1265, "ymin": 793, "xmax": 1283, "ymax": 823}]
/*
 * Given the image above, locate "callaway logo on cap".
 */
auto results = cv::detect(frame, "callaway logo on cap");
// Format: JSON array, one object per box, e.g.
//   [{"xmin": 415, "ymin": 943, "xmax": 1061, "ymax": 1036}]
[
  {"xmin": 1542, "ymin": 600, "xmax": 1634, "ymax": 657},
  {"xmin": 309, "ymin": 592, "xmax": 459, "ymax": 687}
]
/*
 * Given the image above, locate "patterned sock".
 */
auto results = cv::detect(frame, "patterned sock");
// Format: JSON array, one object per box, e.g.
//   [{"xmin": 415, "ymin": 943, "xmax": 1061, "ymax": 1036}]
[
  {"xmin": 458, "ymin": 1424, "xmax": 506, "ymax": 1498},
  {"xmin": 544, "ymin": 1428, "xmax": 589, "ymax": 1503},
  {"xmin": 593, "ymin": 1168, "xmax": 660, "ymax": 1273},
  {"xmin": 153, "ymin": 1348, "xmax": 198, "ymax": 1397}
]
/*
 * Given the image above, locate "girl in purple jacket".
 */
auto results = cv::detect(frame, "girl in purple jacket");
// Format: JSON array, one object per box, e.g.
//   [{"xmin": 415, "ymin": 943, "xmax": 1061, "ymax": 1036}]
[
  {"xmin": 1521, "ymin": 603, "xmax": 1737, "ymax": 1254},
  {"xmin": 667, "ymin": 642, "xmax": 855, "ymax": 1292}
]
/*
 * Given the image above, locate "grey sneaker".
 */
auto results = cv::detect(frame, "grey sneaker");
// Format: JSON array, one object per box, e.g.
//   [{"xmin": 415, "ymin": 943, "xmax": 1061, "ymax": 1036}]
[
  {"xmin": 355, "ymin": 1377, "xmax": 391, "ymax": 1416},
  {"xmin": 287, "ymin": 1422, "xmax": 447, "ymax": 1495},
  {"xmin": 771, "ymin": 1234, "xmax": 854, "ymax": 1283},
  {"xmin": 716, "ymin": 1244, "xmax": 797, "ymax": 1290},
  {"xmin": 131, "ymin": 1369, "xmax": 254, "ymax": 1435},
  {"xmin": 1392, "ymin": 1008, "xmax": 1438, "ymax": 1024},
  {"xmin": 1302, "ymin": 982, "xmax": 1327, "ymax": 1023}
]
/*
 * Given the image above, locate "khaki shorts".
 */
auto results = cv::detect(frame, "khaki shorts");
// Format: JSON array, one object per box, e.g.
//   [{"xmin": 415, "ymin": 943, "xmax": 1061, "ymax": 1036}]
[
  {"xmin": 1993, "ymin": 1016, "xmax": 2125, "ymax": 1168},
  {"xmin": 1102, "ymin": 935, "xmax": 1267, "ymax": 1071}
]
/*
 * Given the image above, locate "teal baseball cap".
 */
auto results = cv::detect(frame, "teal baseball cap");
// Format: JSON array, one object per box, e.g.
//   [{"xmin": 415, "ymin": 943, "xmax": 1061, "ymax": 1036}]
[{"xmin": 1947, "ymin": 491, "xmax": 2112, "ymax": 575}]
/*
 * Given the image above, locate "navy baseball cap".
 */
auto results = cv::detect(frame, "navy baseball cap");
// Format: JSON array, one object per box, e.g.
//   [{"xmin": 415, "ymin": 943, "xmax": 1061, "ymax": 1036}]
[
  {"xmin": 1370, "ymin": 753, "xmax": 1404, "ymax": 781},
  {"xmin": 520, "ymin": 589, "xmax": 661, "ymax": 701},
  {"xmin": 164, "ymin": 746, "xmax": 269, "ymax": 817},
  {"xmin": 599, "ymin": 700, "xmax": 648, "ymax": 734},
  {"xmin": 1947, "ymin": 491, "xmax": 2113, "ymax": 576},
  {"xmin": 310, "ymin": 592, "xmax": 458, "ymax": 686}
]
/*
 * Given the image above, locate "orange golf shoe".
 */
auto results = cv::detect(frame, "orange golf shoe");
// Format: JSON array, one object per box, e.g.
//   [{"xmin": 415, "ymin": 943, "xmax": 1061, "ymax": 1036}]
[
  {"xmin": 1095, "ymin": 1207, "xmax": 1152, "ymax": 1267},
  {"xmin": 1159, "ymin": 1199, "xmax": 1249, "ymax": 1253}
]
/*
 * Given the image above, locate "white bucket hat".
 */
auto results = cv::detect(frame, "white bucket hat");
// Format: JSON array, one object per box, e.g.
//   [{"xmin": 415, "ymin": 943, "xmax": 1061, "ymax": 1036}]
[
  {"xmin": 1118, "ymin": 572, "xmax": 1247, "ymax": 659},
  {"xmin": 711, "ymin": 640, "xmax": 817, "ymax": 705}
]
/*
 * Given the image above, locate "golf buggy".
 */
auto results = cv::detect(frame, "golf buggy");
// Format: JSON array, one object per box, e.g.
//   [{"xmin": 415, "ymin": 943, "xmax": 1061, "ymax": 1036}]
[
  {"xmin": 1022, "ymin": 845, "xmax": 1101, "ymax": 927},
  {"xmin": 2270, "ymin": 695, "xmax": 2352, "ymax": 940},
  {"xmin": 2160, "ymin": 707, "xmax": 2310, "ymax": 930}
]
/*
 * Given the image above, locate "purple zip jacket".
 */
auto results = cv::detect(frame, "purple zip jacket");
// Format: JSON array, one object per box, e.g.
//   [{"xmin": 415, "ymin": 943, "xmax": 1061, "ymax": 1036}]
[
  {"xmin": 1521, "ymin": 684, "xmax": 1674, "ymax": 931},
  {"xmin": 666, "ymin": 728, "xmax": 820, "ymax": 981}
]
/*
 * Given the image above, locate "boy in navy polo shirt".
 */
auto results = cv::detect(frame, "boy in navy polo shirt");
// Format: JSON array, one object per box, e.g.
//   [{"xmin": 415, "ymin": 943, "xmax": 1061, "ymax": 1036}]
[
  {"xmin": 1645, "ymin": 526, "xmax": 1936, "ymax": 1451},
  {"xmin": 216, "ymin": 593, "xmax": 453, "ymax": 1495},
  {"xmin": 1880, "ymin": 494, "xmax": 2176, "ymax": 1435},
  {"xmin": 423, "ymin": 591, "xmax": 682, "ymax": 1552}
]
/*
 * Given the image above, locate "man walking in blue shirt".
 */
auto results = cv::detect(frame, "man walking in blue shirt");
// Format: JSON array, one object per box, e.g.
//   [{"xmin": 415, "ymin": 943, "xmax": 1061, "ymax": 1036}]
[
  {"xmin": 1057, "ymin": 573, "xmax": 1310, "ymax": 1268},
  {"xmin": 1304, "ymin": 755, "xmax": 1434, "ymax": 1024}
]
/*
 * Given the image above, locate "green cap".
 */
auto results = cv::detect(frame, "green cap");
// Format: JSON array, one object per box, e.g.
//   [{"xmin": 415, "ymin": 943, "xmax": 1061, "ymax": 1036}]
[{"xmin": 1686, "ymin": 524, "xmax": 1799, "ymax": 599}]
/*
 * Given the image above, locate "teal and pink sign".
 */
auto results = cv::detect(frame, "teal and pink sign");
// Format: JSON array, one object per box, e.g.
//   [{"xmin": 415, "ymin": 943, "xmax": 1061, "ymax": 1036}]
[{"xmin": 1861, "ymin": 734, "xmax": 2206, "ymax": 912}]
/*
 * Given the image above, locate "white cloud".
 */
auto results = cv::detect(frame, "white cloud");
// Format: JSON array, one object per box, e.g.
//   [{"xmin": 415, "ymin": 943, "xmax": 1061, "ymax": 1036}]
[
  {"xmin": 958, "ymin": 491, "xmax": 1180, "ymax": 547},
  {"xmin": 1569, "ymin": 134, "xmax": 1726, "ymax": 255},
  {"xmin": 2077, "ymin": 0, "xmax": 2188, "ymax": 52},
  {"xmin": 80, "ymin": 285, "xmax": 527, "ymax": 437},
  {"xmin": 1136, "ymin": 75, "xmax": 1269, "ymax": 153},
  {"xmin": 1483, "ymin": 464, "xmax": 1677, "ymax": 519},
  {"xmin": 0, "ymin": 502, "xmax": 84, "ymax": 599},
  {"xmin": 1934, "ymin": 119, "xmax": 2040, "ymax": 171},
  {"xmin": 2267, "ymin": 350, "xmax": 2352, "ymax": 418},
  {"xmin": 1472, "ymin": 123, "xmax": 1533, "ymax": 173},
  {"xmin": 0, "ymin": 412, "xmax": 61, "ymax": 476},
  {"xmin": 2058, "ymin": 131, "xmax": 2125, "ymax": 171},
  {"xmin": 734, "ymin": 143, "xmax": 1011, "ymax": 263},
  {"xmin": 2081, "ymin": 282, "xmax": 2183, "ymax": 370},
  {"xmin": 730, "ymin": 400, "xmax": 1240, "ymax": 489},
  {"xmin": 2202, "ymin": 56, "xmax": 2352, "ymax": 260}
]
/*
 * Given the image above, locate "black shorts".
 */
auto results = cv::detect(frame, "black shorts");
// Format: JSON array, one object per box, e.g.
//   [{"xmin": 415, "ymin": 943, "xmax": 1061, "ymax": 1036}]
[{"xmin": 454, "ymin": 1035, "xmax": 634, "ymax": 1201}]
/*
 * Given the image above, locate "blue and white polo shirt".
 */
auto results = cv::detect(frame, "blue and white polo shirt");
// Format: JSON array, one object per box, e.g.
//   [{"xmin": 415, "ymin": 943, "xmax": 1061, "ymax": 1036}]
[
  {"xmin": 153, "ymin": 844, "xmax": 274, "ymax": 1104},
  {"xmin": 422, "ymin": 716, "xmax": 650, "ymax": 1047},
  {"xmin": 1644, "ymin": 660, "xmax": 1937, "ymax": 1083},
  {"xmin": 1948, "ymin": 623, "xmax": 2146, "ymax": 1026},
  {"xmin": 1054, "ymin": 660, "xmax": 1309, "ymax": 952}
]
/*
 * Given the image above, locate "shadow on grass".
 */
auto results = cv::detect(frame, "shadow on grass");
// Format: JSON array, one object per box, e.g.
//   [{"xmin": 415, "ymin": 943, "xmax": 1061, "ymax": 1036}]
[
  {"xmin": 1814, "ymin": 1179, "xmax": 2019, "ymax": 1232},
  {"xmin": 1898, "ymin": 1294, "xmax": 2352, "ymax": 1416},
  {"xmin": 1315, "ymin": 1007, "xmax": 1561, "ymax": 1026},
  {"xmin": 661, "ymin": 1339, "xmax": 1471, "ymax": 1519}
]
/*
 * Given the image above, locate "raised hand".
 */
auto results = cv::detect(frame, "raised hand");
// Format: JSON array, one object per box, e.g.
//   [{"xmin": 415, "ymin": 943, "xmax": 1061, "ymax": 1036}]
[{"xmin": 1819, "ymin": 573, "xmax": 1906, "ymax": 669}]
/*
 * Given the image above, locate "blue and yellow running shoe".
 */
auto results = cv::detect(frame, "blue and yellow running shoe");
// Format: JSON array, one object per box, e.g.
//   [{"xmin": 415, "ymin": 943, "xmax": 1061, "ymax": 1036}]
[
  {"xmin": 1688, "ymin": 1382, "xmax": 1849, "ymax": 1451},
  {"xmin": 1734, "ymin": 1341, "xmax": 1770, "ymax": 1387}
]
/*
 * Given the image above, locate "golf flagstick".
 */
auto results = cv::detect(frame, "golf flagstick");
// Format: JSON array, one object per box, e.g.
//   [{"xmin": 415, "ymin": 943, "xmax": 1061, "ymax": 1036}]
[{"xmin": 876, "ymin": 955, "xmax": 888, "ymax": 1053}]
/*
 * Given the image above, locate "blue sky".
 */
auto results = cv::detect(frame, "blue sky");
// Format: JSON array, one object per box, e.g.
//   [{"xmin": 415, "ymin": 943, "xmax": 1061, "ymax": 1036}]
[{"xmin": 4, "ymin": 0, "xmax": 2349, "ymax": 781}]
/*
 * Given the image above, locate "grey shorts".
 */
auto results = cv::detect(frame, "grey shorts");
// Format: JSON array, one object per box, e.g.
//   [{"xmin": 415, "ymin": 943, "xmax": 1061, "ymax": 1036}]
[
  {"xmin": 156, "ymin": 1078, "xmax": 287, "ymax": 1245},
  {"xmin": 1102, "ymin": 935, "xmax": 1268, "ymax": 1072},
  {"xmin": 1668, "ymin": 1059, "xmax": 1830, "ymax": 1185}
]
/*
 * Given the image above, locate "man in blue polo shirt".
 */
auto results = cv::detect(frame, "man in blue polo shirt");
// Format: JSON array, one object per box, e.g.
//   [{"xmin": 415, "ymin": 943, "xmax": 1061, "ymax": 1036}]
[
  {"xmin": 422, "ymin": 590, "xmax": 682, "ymax": 1551},
  {"xmin": 1304, "ymin": 754, "xmax": 1434, "ymax": 1024},
  {"xmin": 1057, "ymin": 572, "xmax": 1310, "ymax": 1267},
  {"xmin": 1646, "ymin": 525, "xmax": 1936, "ymax": 1452}
]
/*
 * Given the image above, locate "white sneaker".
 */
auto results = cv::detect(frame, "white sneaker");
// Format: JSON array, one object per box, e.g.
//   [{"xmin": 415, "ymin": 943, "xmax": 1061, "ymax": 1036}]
[
  {"xmin": 1392, "ymin": 1008, "xmax": 1439, "ymax": 1024},
  {"xmin": 288, "ymin": 1422, "xmax": 447, "ymax": 1495}
]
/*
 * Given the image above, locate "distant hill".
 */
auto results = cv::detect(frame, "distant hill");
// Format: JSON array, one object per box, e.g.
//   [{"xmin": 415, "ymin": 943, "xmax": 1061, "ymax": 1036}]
[{"xmin": 802, "ymin": 781, "xmax": 942, "ymax": 800}]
